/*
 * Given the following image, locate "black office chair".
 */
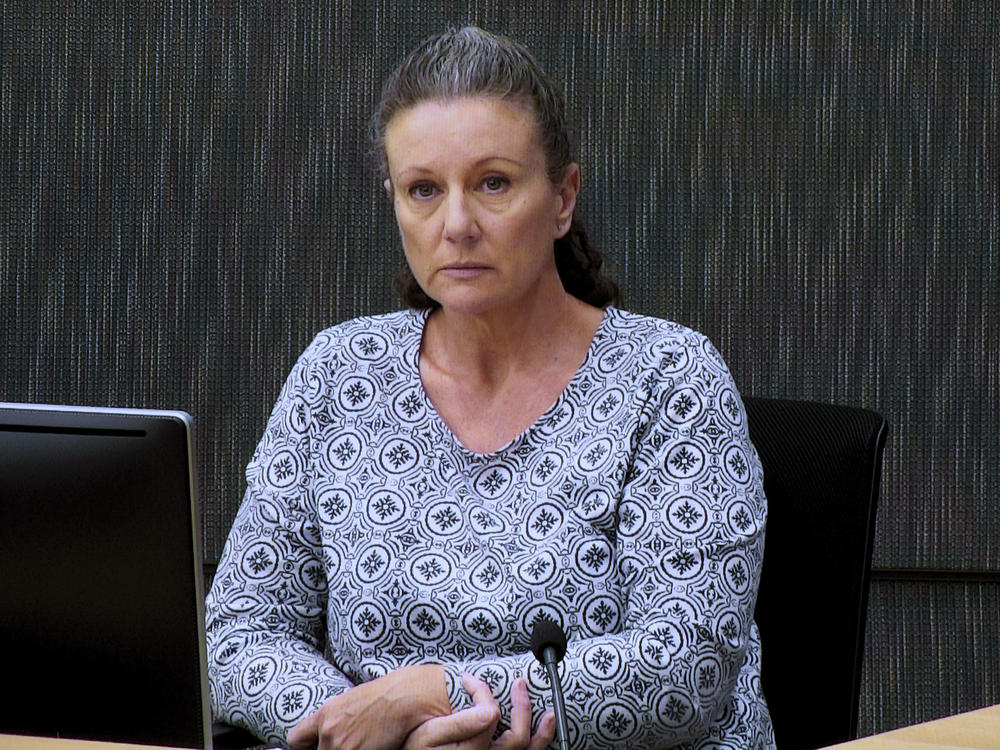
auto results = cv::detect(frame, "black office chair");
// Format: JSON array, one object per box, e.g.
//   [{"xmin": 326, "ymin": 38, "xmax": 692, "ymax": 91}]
[{"xmin": 745, "ymin": 397, "xmax": 888, "ymax": 750}]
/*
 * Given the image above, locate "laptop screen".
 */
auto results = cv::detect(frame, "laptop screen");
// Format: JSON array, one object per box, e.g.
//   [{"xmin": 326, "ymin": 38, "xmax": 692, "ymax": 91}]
[{"xmin": 0, "ymin": 403, "xmax": 212, "ymax": 749}]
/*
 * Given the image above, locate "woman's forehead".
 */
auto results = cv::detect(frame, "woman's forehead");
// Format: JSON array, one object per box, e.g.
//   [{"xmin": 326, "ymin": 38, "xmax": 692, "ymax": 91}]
[{"xmin": 384, "ymin": 97, "xmax": 544, "ymax": 170}]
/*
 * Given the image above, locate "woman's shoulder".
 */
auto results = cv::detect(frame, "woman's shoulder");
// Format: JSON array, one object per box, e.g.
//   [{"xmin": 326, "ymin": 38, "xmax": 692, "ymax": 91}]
[
  {"xmin": 603, "ymin": 307, "xmax": 713, "ymax": 352},
  {"xmin": 601, "ymin": 307, "xmax": 734, "ymax": 381},
  {"xmin": 296, "ymin": 308, "xmax": 425, "ymax": 365}
]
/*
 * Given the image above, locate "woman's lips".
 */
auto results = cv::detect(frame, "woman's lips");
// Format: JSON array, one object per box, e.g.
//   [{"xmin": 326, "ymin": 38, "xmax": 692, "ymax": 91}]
[{"xmin": 440, "ymin": 264, "xmax": 490, "ymax": 279}]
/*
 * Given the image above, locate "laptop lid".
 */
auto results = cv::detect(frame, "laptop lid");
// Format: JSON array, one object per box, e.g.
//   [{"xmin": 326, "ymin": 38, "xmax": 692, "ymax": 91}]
[{"xmin": 0, "ymin": 403, "xmax": 212, "ymax": 749}]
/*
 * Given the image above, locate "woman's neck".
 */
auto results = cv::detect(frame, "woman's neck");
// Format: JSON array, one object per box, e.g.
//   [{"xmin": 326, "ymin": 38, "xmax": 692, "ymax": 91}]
[
  {"xmin": 422, "ymin": 290, "xmax": 603, "ymax": 392},
  {"xmin": 417, "ymin": 290, "xmax": 606, "ymax": 453}
]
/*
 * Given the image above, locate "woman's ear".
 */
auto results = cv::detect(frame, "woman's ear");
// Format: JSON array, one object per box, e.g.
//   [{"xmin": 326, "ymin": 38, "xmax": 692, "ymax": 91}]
[
  {"xmin": 383, "ymin": 178, "xmax": 393, "ymax": 196},
  {"xmin": 555, "ymin": 163, "xmax": 581, "ymax": 238}
]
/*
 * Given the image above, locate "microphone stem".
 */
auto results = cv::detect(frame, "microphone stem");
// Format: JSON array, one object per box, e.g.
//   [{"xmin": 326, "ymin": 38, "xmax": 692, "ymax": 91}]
[{"xmin": 544, "ymin": 658, "xmax": 570, "ymax": 750}]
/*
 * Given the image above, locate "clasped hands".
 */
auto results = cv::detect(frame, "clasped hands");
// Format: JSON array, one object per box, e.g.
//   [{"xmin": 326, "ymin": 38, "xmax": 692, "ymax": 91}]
[{"xmin": 288, "ymin": 664, "xmax": 556, "ymax": 750}]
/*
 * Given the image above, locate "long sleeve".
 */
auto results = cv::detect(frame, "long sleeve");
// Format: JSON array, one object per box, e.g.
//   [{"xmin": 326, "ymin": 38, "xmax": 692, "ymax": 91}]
[
  {"xmin": 435, "ymin": 326, "xmax": 771, "ymax": 748},
  {"xmin": 205, "ymin": 348, "xmax": 354, "ymax": 744}
]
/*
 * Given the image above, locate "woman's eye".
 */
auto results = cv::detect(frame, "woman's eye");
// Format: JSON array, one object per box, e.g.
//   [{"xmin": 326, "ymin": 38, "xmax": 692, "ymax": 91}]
[
  {"xmin": 409, "ymin": 183, "xmax": 437, "ymax": 199},
  {"xmin": 482, "ymin": 176, "xmax": 508, "ymax": 193}
]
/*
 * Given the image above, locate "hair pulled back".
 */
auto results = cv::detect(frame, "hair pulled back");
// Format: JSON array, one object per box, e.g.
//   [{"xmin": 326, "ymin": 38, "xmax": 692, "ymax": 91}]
[{"xmin": 372, "ymin": 26, "xmax": 618, "ymax": 310}]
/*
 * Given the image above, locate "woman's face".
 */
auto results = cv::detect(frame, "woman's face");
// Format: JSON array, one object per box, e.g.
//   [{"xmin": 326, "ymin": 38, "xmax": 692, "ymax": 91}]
[{"xmin": 384, "ymin": 96, "xmax": 579, "ymax": 317}]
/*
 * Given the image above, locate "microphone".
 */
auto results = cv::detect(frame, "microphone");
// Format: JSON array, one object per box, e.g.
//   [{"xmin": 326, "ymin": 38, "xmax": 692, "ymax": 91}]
[{"xmin": 530, "ymin": 619, "xmax": 570, "ymax": 750}]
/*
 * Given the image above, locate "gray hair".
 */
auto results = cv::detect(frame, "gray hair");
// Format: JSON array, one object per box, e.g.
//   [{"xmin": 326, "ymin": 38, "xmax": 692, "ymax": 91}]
[{"xmin": 372, "ymin": 26, "xmax": 572, "ymax": 184}]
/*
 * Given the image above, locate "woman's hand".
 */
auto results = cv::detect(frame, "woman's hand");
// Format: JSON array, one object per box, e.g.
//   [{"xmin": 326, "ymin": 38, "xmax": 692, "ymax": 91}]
[
  {"xmin": 401, "ymin": 673, "xmax": 498, "ymax": 750},
  {"xmin": 403, "ymin": 674, "xmax": 556, "ymax": 750},
  {"xmin": 287, "ymin": 664, "xmax": 451, "ymax": 750}
]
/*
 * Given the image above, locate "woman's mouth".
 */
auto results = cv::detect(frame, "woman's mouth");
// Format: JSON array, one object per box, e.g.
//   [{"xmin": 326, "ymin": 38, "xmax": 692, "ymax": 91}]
[{"xmin": 440, "ymin": 263, "xmax": 490, "ymax": 278}]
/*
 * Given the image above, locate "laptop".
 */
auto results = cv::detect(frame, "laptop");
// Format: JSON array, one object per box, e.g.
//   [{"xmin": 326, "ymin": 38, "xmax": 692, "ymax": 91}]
[{"xmin": 0, "ymin": 403, "xmax": 213, "ymax": 749}]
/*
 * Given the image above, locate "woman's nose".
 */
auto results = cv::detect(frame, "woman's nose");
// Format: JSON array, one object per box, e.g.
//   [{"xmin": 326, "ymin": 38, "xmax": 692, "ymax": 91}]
[{"xmin": 442, "ymin": 191, "xmax": 481, "ymax": 243}]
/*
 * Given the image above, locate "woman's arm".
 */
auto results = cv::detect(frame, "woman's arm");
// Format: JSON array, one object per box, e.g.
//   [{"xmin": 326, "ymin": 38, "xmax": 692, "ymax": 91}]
[
  {"xmin": 430, "ymin": 329, "xmax": 769, "ymax": 748},
  {"xmin": 205, "ymin": 481, "xmax": 353, "ymax": 744},
  {"xmin": 206, "ymin": 345, "xmax": 452, "ymax": 746},
  {"xmin": 204, "ymin": 351, "xmax": 352, "ymax": 745}
]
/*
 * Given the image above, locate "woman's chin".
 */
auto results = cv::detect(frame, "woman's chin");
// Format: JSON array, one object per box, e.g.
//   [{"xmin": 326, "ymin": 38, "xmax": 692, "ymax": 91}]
[{"xmin": 430, "ymin": 287, "xmax": 507, "ymax": 318}]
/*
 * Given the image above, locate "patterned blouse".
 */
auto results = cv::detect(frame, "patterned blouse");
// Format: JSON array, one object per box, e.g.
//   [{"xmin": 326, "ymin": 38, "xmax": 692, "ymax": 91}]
[{"xmin": 205, "ymin": 307, "xmax": 775, "ymax": 749}]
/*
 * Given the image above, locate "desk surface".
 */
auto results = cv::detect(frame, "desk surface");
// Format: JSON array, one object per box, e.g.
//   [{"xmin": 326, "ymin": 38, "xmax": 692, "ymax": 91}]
[
  {"xmin": 0, "ymin": 738, "xmax": 179, "ymax": 750},
  {"xmin": 4, "ymin": 706, "xmax": 1000, "ymax": 750},
  {"xmin": 828, "ymin": 703, "xmax": 1000, "ymax": 749}
]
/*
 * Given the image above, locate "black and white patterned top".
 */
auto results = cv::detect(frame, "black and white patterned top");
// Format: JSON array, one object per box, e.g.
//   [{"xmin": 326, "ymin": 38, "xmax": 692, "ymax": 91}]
[{"xmin": 206, "ymin": 307, "xmax": 775, "ymax": 749}]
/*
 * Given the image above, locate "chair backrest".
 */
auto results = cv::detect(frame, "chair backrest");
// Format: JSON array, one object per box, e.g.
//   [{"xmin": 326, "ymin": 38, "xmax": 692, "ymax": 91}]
[{"xmin": 745, "ymin": 397, "xmax": 888, "ymax": 750}]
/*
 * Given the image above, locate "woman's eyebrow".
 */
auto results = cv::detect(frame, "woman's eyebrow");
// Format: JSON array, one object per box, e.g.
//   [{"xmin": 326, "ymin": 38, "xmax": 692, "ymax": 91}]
[
  {"xmin": 392, "ymin": 165, "xmax": 435, "ymax": 180},
  {"xmin": 394, "ymin": 156, "xmax": 526, "ymax": 181},
  {"xmin": 473, "ymin": 155, "xmax": 525, "ymax": 168}
]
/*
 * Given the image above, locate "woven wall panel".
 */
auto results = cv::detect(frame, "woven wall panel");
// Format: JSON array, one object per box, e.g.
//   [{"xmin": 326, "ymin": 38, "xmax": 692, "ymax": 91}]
[
  {"xmin": 860, "ymin": 581, "xmax": 1000, "ymax": 735},
  {"xmin": 1, "ymin": 1, "xmax": 998, "ymax": 735},
  {"xmin": 4, "ymin": 0, "xmax": 996, "ymax": 567}
]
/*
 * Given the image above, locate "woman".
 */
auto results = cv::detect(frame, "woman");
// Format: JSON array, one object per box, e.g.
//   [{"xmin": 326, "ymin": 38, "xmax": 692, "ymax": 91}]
[{"xmin": 206, "ymin": 27, "xmax": 774, "ymax": 750}]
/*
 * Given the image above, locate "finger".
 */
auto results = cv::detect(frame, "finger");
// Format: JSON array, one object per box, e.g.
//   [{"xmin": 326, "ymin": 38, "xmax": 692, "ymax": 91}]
[
  {"xmin": 526, "ymin": 711, "xmax": 557, "ymax": 750},
  {"xmin": 410, "ymin": 703, "xmax": 498, "ymax": 746},
  {"xmin": 493, "ymin": 678, "xmax": 532, "ymax": 749},
  {"xmin": 461, "ymin": 671, "xmax": 498, "ymax": 709},
  {"xmin": 286, "ymin": 711, "xmax": 317, "ymax": 750}
]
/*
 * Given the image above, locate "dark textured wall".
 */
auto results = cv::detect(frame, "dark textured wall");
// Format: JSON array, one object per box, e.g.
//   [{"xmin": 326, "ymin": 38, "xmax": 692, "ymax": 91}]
[{"xmin": 2, "ymin": 0, "xmax": 997, "ymax": 738}]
